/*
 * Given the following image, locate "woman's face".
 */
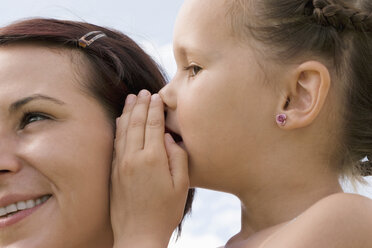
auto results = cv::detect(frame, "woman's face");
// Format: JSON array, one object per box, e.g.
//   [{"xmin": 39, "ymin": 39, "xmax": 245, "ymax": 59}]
[{"xmin": 0, "ymin": 45, "xmax": 114, "ymax": 248}]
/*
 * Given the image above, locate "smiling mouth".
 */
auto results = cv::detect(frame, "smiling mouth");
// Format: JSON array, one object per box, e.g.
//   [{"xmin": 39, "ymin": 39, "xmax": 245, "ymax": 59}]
[{"xmin": 0, "ymin": 195, "xmax": 52, "ymax": 218}]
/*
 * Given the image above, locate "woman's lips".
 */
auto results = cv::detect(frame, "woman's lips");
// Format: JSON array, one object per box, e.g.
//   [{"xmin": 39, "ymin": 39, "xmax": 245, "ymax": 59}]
[{"xmin": 0, "ymin": 195, "xmax": 51, "ymax": 228}]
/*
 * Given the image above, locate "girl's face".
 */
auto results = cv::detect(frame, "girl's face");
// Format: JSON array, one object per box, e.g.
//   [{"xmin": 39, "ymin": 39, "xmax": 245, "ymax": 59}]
[
  {"xmin": 0, "ymin": 45, "xmax": 114, "ymax": 247},
  {"xmin": 160, "ymin": 0, "xmax": 279, "ymax": 191}
]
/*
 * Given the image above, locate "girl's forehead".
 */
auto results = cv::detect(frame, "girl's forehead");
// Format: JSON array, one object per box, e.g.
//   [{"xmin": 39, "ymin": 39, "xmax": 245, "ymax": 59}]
[
  {"xmin": 175, "ymin": 0, "xmax": 230, "ymax": 34},
  {"xmin": 174, "ymin": 0, "xmax": 237, "ymax": 55}
]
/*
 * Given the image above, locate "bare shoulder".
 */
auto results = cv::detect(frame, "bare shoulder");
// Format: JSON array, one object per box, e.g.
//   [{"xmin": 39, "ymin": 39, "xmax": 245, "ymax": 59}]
[{"xmin": 263, "ymin": 193, "xmax": 372, "ymax": 248}]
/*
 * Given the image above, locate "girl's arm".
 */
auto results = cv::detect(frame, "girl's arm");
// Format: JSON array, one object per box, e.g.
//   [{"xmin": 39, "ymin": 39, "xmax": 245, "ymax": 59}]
[{"xmin": 110, "ymin": 91, "xmax": 189, "ymax": 248}]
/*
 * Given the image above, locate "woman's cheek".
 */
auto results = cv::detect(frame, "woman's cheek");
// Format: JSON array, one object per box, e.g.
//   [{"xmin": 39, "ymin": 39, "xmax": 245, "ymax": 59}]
[
  {"xmin": 17, "ymin": 123, "xmax": 113, "ymax": 245},
  {"xmin": 18, "ymin": 123, "xmax": 113, "ymax": 208}
]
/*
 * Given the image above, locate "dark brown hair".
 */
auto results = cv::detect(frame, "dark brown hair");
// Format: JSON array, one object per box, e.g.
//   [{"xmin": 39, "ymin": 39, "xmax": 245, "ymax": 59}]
[
  {"xmin": 0, "ymin": 18, "xmax": 194, "ymax": 234},
  {"xmin": 227, "ymin": 0, "xmax": 372, "ymax": 178}
]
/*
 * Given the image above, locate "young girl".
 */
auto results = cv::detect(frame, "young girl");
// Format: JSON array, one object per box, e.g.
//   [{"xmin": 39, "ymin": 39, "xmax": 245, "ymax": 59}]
[{"xmin": 111, "ymin": 0, "xmax": 372, "ymax": 247}]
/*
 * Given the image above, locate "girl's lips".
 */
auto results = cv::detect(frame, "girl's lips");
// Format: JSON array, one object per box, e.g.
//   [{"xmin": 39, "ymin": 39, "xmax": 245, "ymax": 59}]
[
  {"xmin": 0, "ymin": 195, "xmax": 52, "ymax": 229},
  {"xmin": 177, "ymin": 141, "xmax": 186, "ymax": 149},
  {"xmin": 165, "ymin": 127, "xmax": 183, "ymax": 143}
]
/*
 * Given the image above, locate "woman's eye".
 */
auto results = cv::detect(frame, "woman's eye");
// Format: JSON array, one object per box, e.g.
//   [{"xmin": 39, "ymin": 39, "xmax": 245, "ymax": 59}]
[
  {"xmin": 20, "ymin": 112, "xmax": 50, "ymax": 129},
  {"xmin": 185, "ymin": 64, "xmax": 202, "ymax": 78}
]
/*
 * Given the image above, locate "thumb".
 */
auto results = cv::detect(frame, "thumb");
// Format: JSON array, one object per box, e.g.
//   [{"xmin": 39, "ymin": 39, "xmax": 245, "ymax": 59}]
[{"xmin": 164, "ymin": 133, "xmax": 189, "ymax": 191}]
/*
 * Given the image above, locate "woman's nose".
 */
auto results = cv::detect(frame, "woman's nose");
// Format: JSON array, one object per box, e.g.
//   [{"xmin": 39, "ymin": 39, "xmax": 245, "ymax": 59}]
[{"xmin": 0, "ymin": 134, "xmax": 22, "ymax": 175}]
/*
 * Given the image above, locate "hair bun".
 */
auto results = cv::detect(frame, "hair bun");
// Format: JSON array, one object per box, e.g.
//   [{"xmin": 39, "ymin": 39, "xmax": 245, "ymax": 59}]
[
  {"xmin": 350, "ymin": 12, "xmax": 372, "ymax": 32},
  {"xmin": 309, "ymin": 0, "xmax": 372, "ymax": 32},
  {"xmin": 312, "ymin": 0, "xmax": 353, "ymax": 31}
]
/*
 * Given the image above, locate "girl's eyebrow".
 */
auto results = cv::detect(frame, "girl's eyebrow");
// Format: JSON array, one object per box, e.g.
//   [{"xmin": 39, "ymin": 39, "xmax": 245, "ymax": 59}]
[
  {"xmin": 175, "ymin": 44, "xmax": 202, "ymax": 57},
  {"xmin": 9, "ymin": 94, "xmax": 66, "ymax": 113},
  {"xmin": 173, "ymin": 44, "xmax": 188, "ymax": 59},
  {"xmin": 174, "ymin": 41, "xmax": 219, "ymax": 63}
]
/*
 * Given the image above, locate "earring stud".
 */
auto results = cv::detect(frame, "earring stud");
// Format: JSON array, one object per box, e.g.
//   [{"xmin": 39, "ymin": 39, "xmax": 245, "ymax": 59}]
[{"xmin": 276, "ymin": 114, "xmax": 287, "ymax": 126}]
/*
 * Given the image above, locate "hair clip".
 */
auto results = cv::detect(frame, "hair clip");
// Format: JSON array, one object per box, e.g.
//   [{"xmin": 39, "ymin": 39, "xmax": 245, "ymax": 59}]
[{"xmin": 78, "ymin": 31, "xmax": 107, "ymax": 48}]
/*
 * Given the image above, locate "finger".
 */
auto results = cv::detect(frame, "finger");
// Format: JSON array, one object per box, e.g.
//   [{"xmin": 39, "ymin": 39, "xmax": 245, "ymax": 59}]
[
  {"xmin": 113, "ymin": 94, "xmax": 137, "ymax": 175},
  {"xmin": 164, "ymin": 133, "xmax": 189, "ymax": 191},
  {"xmin": 126, "ymin": 89, "xmax": 151, "ymax": 152},
  {"xmin": 115, "ymin": 94, "xmax": 137, "ymax": 152},
  {"xmin": 144, "ymin": 94, "xmax": 165, "ymax": 149}
]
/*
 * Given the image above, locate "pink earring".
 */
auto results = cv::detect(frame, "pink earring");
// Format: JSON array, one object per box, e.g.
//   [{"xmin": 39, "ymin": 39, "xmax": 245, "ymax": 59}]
[{"xmin": 276, "ymin": 114, "xmax": 287, "ymax": 126}]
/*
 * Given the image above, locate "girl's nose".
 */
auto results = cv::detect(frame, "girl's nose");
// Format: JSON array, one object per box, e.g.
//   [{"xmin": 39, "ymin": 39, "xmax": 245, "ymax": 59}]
[{"xmin": 159, "ymin": 82, "xmax": 177, "ymax": 110}]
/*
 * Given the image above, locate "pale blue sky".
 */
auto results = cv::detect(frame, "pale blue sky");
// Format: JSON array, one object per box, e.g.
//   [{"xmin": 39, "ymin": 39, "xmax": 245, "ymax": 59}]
[{"xmin": 0, "ymin": 0, "xmax": 183, "ymax": 45}]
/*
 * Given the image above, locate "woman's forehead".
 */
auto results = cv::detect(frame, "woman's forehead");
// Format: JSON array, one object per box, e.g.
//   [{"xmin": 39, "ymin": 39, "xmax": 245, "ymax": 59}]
[{"xmin": 0, "ymin": 45, "xmax": 90, "ymax": 108}]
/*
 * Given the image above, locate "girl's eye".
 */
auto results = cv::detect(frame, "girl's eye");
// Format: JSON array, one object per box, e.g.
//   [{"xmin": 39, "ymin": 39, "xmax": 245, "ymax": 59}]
[
  {"xmin": 20, "ymin": 112, "xmax": 51, "ymax": 129},
  {"xmin": 185, "ymin": 64, "xmax": 203, "ymax": 78}
]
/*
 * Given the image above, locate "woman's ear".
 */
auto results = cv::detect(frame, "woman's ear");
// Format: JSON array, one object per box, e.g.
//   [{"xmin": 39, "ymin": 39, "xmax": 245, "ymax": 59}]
[{"xmin": 276, "ymin": 61, "xmax": 331, "ymax": 129}]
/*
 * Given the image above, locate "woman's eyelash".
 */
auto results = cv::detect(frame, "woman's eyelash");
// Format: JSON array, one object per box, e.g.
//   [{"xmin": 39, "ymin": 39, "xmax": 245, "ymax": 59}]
[
  {"xmin": 20, "ymin": 111, "xmax": 51, "ymax": 129},
  {"xmin": 184, "ymin": 64, "xmax": 203, "ymax": 77}
]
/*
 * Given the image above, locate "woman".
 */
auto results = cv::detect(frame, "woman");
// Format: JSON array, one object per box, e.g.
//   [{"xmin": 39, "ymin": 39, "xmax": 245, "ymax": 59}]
[{"xmin": 0, "ymin": 18, "xmax": 193, "ymax": 248}]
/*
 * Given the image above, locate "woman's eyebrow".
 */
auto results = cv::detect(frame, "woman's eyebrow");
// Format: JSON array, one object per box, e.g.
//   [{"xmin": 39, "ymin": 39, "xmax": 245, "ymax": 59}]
[{"xmin": 9, "ymin": 94, "xmax": 66, "ymax": 113}]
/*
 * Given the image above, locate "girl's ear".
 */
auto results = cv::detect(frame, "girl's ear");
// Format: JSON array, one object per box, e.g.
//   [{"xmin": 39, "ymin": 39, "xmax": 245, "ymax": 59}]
[{"xmin": 277, "ymin": 61, "xmax": 331, "ymax": 129}]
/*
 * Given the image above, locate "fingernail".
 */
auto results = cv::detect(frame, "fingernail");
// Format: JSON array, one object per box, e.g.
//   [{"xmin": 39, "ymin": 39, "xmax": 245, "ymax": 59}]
[
  {"xmin": 151, "ymin": 94, "xmax": 161, "ymax": 102},
  {"xmin": 126, "ymin": 94, "xmax": 136, "ymax": 104},
  {"xmin": 138, "ymin": 90, "xmax": 150, "ymax": 97}
]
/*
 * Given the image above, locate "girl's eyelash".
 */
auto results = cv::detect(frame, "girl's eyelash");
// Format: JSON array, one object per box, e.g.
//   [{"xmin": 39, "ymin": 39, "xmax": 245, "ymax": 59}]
[
  {"xmin": 19, "ymin": 111, "xmax": 52, "ymax": 129},
  {"xmin": 184, "ymin": 64, "xmax": 203, "ymax": 78}
]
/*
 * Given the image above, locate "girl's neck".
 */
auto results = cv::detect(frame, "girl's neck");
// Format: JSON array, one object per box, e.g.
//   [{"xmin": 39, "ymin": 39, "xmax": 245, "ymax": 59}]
[{"xmin": 235, "ymin": 164, "xmax": 343, "ymax": 239}]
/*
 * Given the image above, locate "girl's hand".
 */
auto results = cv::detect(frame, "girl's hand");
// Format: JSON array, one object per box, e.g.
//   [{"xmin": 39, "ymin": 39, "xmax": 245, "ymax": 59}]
[{"xmin": 110, "ymin": 90, "xmax": 189, "ymax": 248}]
